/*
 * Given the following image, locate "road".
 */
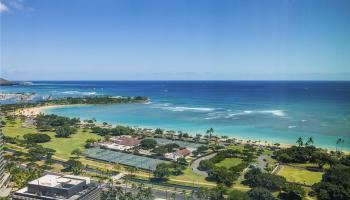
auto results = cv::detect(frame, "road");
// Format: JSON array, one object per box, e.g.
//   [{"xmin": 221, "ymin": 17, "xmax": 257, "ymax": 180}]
[{"xmin": 190, "ymin": 153, "xmax": 217, "ymax": 177}]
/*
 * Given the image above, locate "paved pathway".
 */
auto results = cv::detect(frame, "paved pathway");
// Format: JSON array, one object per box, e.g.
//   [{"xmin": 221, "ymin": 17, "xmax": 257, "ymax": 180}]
[
  {"xmin": 257, "ymin": 154, "xmax": 269, "ymax": 171},
  {"xmin": 190, "ymin": 153, "xmax": 217, "ymax": 177}
]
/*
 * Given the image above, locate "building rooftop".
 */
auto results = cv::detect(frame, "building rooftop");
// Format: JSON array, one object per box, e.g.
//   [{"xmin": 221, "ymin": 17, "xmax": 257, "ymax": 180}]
[
  {"xmin": 177, "ymin": 148, "xmax": 191, "ymax": 156},
  {"xmin": 13, "ymin": 174, "xmax": 99, "ymax": 200},
  {"xmin": 110, "ymin": 135, "xmax": 140, "ymax": 146},
  {"xmin": 28, "ymin": 174, "xmax": 86, "ymax": 188}
]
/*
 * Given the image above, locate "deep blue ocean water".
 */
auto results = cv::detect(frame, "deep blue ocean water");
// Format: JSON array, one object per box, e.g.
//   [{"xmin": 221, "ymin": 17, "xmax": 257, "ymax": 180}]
[{"xmin": 1, "ymin": 81, "xmax": 350, "ymax": 150}]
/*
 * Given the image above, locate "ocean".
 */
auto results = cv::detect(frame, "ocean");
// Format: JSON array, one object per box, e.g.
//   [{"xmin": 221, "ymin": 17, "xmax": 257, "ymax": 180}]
[{"xmin": 1, "ymin": 81, "xmax": 350, "ymax": 150}]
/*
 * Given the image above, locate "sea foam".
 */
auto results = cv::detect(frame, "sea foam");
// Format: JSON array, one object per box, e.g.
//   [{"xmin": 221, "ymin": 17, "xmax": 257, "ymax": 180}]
[
  {"xmin": 224, "ymin": 109, "xmax": 286, "ymax": 118},
  {"xmin": 163, "ymin": 106, "xmax": 215, "ymax": 112},
  {"xmin": 61, "ymin": 91, "xmax": 97, "ymax": 95},
  {"xmin": 152, "ymin": 102, "xmax": 215, "ymax": 112}
]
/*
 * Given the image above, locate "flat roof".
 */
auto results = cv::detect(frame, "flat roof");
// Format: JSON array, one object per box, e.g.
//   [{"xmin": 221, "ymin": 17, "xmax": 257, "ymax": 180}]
[{"xmin": 28, "ymin": 174, "xmax": 86, "ymax": 188}]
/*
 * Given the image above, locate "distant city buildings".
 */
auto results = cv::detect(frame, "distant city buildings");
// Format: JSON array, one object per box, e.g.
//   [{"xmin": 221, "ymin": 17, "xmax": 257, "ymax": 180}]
[{"xmin": 12, "ymin": 174, "xmax": 101, "ymax": 200}]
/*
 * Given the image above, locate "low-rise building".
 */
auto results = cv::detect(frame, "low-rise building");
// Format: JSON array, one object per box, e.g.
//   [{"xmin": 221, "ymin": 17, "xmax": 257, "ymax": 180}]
[
  {"xmin": 100, "ymin": 135, "xmax": 140, "ymax": 151},
  {"xmin": 177, "ymin": 148, "xmax": 191, "ymax": 157},
  {"xmin": 12, "ymin": 174, "xmax": 101, "ymax": 200},
  {"xmin": 164, "ymin": 148, "xmax": 191, "ymax": 161}
]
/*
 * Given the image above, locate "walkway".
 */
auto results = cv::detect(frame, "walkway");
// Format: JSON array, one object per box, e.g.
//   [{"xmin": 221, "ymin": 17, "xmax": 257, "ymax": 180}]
[
  {"xmin": 190, "ymin": 153, "xmax": 217, "ymax": 177},
  {"xmin": 257, "ymin": 154, "xmax": 269, "ymax": 171}
]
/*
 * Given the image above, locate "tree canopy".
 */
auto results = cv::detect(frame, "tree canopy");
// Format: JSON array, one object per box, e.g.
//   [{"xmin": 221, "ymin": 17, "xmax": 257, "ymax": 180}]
[
  {"xmin": 23, "ymin": 133, "xmax": 51, "ymax": 143},
  {"xmin": 140, "ymin": 139, "xmax": 157, "ymax": 150}
]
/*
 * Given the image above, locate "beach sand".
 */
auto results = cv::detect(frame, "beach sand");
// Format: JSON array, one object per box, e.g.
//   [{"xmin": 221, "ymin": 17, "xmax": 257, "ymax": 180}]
[
  {"xmin": 17, "ymin": 104, "xmax": 86, "ymax": 117},
  {"xmin": 17, "ymin": 105, "xmax": 59, "ymax": 116}
]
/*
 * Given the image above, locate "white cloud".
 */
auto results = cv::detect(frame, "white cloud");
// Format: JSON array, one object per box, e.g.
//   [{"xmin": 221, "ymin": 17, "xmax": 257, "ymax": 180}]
[
  {"xmin": 0, "ymin": 0, "xmax": 33, "ymax": 13},
  {"xmin": 0, "ymin": 1, "xmax": 9, "ymax": 13}
]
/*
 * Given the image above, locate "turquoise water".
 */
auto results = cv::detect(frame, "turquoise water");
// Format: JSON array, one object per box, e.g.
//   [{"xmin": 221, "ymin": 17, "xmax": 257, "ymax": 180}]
[{"xmin": 2, "ymin": 81, "xmax": 350, "ymax": 150}]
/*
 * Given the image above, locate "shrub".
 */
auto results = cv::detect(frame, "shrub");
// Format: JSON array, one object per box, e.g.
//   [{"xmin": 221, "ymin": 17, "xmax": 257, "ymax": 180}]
[
  {"xmin": 23, "ymin": 133, "xmax": 51, "ymax": 143},
  {"xmin": 198, "ymin": 160, "xmax": 214, "ymax": 171},
  {"xmin": 55, "ymin": 126, "xmax": 76, "ymax": 138},
  {"xmin": 140, "ymin": 139, "xmax": 157, "ymax": 149},
  {"xmin": 243, "ymin": 169, "xmax": 286, "ymax": 191},
  {"xmin": 227, "ymin": 190, "xmax": 250, "ymax": 200},
  {"xmin": 312, "ymin": 164, "xmax": 350, "ymax": 200},
  {"xmin": 248, "ymin": 187, "xmax": 276, "ymax": 200},
  {"xmin": 280, "ymin": 183, "xmax": 305, "ymax": 200}
]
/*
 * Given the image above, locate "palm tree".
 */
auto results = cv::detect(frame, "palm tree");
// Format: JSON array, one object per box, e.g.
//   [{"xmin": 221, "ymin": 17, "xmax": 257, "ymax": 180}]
[
  {"xmin": 306, "ymin": 137, "xmax": 314, "ymax": 146},
  {"xmin": 296, "ymin": 137, "xmax": 303, "ymax": 147},
  {"xmin": 206, "ymin": 128, "xmax": 214, "ymax": 140},
  {"xmin": 337, "ymin": 138, "xmax": 345, "ymax": 152},
  {"xmin": 341, "ymin": 139, "xmax": 345, "ymax": 152},
  {"xmin": 336, "ymin": 138, "xmax": 342, "ymax": 152},
  {"xmin": 221, "ymin": 135, "xmax": 228, "ymax": 143}
]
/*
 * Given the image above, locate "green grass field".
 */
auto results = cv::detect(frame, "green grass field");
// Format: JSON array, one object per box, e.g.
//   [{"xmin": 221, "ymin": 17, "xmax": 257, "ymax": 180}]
[
  {"xmin": 216, "ymin": 157, "xmax": 242, "ymax": 168},
  {"xmin": 170, "ymin": 167, "xmax": 211, "ymax": 184},
  {"xmin": 3, "ymin": 119, "xmax": 102, "ymax": 159},
  {"xmin": 277, "ymin": 165, "xmax": 323, "ymax": 186},
  {"xmin": 226, "ymin": 145, "xmax": 245, "ymax": 151},
  {"xmin": 289, "ymin": 162, "xmax": 330, "ymax": 170}
]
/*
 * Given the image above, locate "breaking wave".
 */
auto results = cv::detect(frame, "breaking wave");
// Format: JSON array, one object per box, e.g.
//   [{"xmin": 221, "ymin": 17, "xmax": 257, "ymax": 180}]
[
  {"xmin": 152, "ymin": 103, "xmax": 215, "ymax": 112},
  {"xmin": 163, "ymin": 106, "xmax": 215, "ymax": 112},
  {"xmin": 205, "ymin": 109, "xmax": 287, "ymax": 120},
  {"xmin": 61, "ymin": 91, "xmax": 97, "ymax": 95}
]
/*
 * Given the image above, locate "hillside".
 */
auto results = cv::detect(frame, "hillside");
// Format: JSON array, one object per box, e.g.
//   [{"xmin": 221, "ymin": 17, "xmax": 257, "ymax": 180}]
[{"xmin": 0, "ymin": 78, "xmax": 17, "ymax": 86}]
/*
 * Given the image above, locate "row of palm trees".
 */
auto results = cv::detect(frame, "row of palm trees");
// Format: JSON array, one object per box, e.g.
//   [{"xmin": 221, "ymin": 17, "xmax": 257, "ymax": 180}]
[
  {"xmin": 296, "ymin": 137, "xmax": 314, "ymax": 147},
  {"xmin": 336, "ymin": 138, "xmax": 346, "ymax": 152},
  {"xmin": 296, "ymin": 137, "xmax": 346, "ymax": 152}
]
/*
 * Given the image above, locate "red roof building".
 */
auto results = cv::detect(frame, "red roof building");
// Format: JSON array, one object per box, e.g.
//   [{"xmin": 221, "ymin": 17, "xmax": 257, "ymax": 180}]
[
  {"xmin": 110, "ymin": 136, "xmax": 140, "ymax": 147},
  {"xmin": 177, "ymin": 148, "xmax": 191, "ymax": 157}
]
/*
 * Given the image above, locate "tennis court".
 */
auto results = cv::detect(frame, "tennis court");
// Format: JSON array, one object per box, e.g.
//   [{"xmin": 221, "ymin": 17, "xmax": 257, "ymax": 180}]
[
  {"xmin": 84, "ymin": 147, "xmax": 168, "ymax": 171},
  {"xmin": 150, "ymin": 137, "xmax": 204, "ymax": 150}
]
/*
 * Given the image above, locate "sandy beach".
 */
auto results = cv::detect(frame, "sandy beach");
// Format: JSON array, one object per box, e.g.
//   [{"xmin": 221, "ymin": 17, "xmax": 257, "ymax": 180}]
[
  {"xmin": 17, "ymin": 105, "xmax": 59, "ymax": 116},
  {"xmin": 17, "ymin": 104, "xmax": 87, "ymax": 117}
]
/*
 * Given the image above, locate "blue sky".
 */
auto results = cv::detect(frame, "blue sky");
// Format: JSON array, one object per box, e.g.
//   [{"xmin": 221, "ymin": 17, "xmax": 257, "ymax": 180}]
[{"xmin": 1, "ymin": 0, "xmax": 350, "ymax": 80}]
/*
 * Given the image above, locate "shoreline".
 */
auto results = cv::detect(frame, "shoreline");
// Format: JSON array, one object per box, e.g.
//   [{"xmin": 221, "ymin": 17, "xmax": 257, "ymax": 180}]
[
  {"xmin": 17, "ymin": 104, "xmax": 296, "ymax": 150},
  {"xmin": 16, "ymin": 104, "xmax": 88, "ymax": 117},
  {"xmin": 17, "ymin": 104, "xmax": 349, "ymax": 153}
]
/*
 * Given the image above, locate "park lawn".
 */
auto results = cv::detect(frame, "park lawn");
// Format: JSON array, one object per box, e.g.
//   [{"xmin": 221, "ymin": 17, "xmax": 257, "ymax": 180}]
[
  {"xmin": 266, "ymin": 157, "xmax": 278, "ymax": 166},
  {"xmin": 216, "ymin": 158, "xmax": 242, "ymax": 168},
  {"xmin": 3, "ymin": 118, "xmax": 102, "ymax": 159},
  {"xmin": 170, "ymin": 167, "xmax": 210, "ymax": 184},
  {"xmin": 232, "ymin": 181, "xmax": 251, "ymax": 191},
  {"xmin": 226, "ymin": 145, "xmax": 245, "ymax": 151},
  {"xmin": 289, "ymin": 163, "xmax": 330, "ymax": 170},
  {"xmin": 262, "ymin": 149, "xmax": 274, "ymax": 155},
  {"xmin": 42, "ymin": 129, "xmax": 102, "ymax": 159},
  {"xmin": 2, "ymin": 119, "xmax": 37, "ymax": 138},
  {"xmin": 277, "ymin": 165, "xmax": 323, "ymax": 186},
  {"xmin": 36, "ymin": 160, "xmax": 65, "ymax": 173}
]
